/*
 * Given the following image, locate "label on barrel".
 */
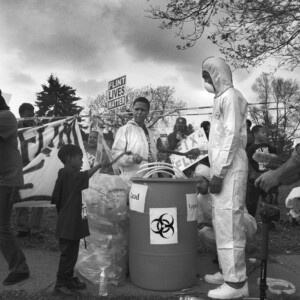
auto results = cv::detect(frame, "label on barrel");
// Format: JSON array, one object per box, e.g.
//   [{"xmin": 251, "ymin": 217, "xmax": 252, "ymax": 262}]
[
  {"xmin": 150, "ymin": 207, "xmax": 178, "ymax": 244},
  {"xmin": 186, "ymin": 193, "xmax": 198, "ymax": 222},
  {"xmin": 129, "ymin": 183, "xmax": 148, "ymax": 213}
]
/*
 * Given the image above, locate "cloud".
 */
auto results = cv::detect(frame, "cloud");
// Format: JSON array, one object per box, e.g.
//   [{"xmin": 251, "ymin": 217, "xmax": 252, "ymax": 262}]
[
  {"xmin": 0, "ymin": 1, "xmax": 120, "ymax": 74},
  {"xmin": 2, "ymin": 0, "xmax": 281, "ymax": 120},
  {"xmin": 0, "ymin": 0, "xmax": 220, "ymax": 91},
  {"xmin": 9, "ymin": 72, "xmax": 35, "ymax": 85},
  {"xmin": 71, "ymin": 78, "xmax": 108, "ymax": 98},
  {"xmin": 112, "ymin": 0, "xmax": 220, "ymax": 77}
]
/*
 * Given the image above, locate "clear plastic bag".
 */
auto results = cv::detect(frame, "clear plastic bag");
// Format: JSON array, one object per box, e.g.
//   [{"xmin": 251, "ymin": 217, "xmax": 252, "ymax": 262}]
[{"xmin": 76, "ymin": 173, "xmax": 130, "ymax": 286}]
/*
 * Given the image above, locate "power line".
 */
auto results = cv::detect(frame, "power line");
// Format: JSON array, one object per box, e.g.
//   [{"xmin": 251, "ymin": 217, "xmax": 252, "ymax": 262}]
[{"xmin": 17, "ymin": 101, "xmax": 299, "ymax": 121}]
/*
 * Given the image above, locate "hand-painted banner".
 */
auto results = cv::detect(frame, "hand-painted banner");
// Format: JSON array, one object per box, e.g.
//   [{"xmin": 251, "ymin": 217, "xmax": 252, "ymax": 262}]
[
  {"xmin": 169, "ymin": 128, "xmax": 208, "ymax": 171},
  {"xmin": 14, "ymin": 117, "xmax": 89, "ymax": 207}
]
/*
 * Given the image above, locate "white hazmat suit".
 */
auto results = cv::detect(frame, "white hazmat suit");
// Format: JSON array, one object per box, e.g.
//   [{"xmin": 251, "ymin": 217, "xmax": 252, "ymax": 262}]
[
  {"xmin": 112, "ymin": 120, "xmax": 157, "ymax": 180},
  {"xmin": 203, "ymin": 57, "xmax": 248, "ymax": 283}
]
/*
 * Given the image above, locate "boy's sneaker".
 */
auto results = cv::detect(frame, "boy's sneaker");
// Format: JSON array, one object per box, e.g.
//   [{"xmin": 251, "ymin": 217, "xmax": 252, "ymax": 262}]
[
  {"xmin": 3, "ymin": 272, "xmax": 30, "ymax": 286},
  {"xmin": 66, "ymin": 277, "xmax": 87, "ymax": 290},
  {"xmin": 208, "ymin": 282, "xmax": 249, "ymax": 299},
  {"xmin": 204, "ymin": 272, "xmax": 224, "ymax": 285}
]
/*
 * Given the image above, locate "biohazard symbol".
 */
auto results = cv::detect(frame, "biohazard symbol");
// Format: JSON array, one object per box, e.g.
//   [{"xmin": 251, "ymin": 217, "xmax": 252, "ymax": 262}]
[{"xmin": 151, "ymin": 213, "xmax": 175, "ymax": 239}]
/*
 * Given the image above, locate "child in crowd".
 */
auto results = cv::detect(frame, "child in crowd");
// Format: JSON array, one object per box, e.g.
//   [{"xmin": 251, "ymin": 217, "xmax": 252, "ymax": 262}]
[
  {"xmin": 195, "ymin": 164, "xmax": 257, "ymax": 285},
  {"xmin": 51, "ymin": 144, "xmax": 103, "ymax": 296},
  {"xmin": 246, "ymin": 125, "xmax": 277, "ymax": 217},
  {"xmin": 195, "ymin": 165, "xmax": 214, "ymax": 252}
]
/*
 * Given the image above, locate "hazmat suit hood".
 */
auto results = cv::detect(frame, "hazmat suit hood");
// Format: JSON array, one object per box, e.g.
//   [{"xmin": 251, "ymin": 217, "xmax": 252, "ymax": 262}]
[{"xmin": 202, "ymin": 57, "xmax": 233, "ymax": 97}]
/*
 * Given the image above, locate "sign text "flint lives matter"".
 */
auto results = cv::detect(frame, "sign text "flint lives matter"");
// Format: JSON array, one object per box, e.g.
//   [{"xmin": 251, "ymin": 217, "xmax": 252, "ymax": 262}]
[{"xmin": 107, "ymin": 75, "xmax": 126, "ymax": 112}]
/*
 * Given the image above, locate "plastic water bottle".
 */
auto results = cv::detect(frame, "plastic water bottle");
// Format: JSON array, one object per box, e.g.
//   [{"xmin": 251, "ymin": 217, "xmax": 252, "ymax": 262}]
[{"xmin": 99, "ymin": 267, "xmax": 108, "ymax": 297}]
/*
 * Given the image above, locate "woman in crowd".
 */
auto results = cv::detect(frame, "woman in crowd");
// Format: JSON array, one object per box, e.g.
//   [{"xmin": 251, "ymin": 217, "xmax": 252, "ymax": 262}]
[
  {"xmin": 85, "ymin": 131, "xmax": 98, "ymax": 167},
  {"xmin": 85, "ymin": 130, "xmax": 114, "ymax": 174}
]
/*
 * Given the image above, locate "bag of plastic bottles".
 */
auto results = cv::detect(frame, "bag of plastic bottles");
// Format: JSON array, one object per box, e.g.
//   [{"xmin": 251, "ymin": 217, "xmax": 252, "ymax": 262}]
[{"xmin": 75, "ymin": 173, "xmax": 130, "ymax": 286}]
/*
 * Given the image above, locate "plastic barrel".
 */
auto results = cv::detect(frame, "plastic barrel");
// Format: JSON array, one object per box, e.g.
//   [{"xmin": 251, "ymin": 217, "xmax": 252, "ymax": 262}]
[{"xmin": 129, "ymin": 177, "xmax": 198, "ymax": 291}]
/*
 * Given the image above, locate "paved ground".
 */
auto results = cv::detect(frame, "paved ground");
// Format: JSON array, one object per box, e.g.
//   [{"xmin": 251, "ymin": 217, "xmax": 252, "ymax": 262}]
[{"xmin": 0, "ymin": 249, "xmax": 299, "ymax": 299}]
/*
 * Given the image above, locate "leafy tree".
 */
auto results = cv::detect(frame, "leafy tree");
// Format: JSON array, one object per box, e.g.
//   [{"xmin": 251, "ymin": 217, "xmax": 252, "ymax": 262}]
[
  {"xmin": 249, "ymin": 73, "xmax": 300, "ymax": 157},
  {"xmin": 35, "ymin": 74, "xmax": 83, "ymax": 117},
  {"xmin": 86, "ymin": 85, "xmax": 186, "ymax": 131},
  {"xmin": 146, "ymin": 0, "xmax": 300, "ymax": 70}
]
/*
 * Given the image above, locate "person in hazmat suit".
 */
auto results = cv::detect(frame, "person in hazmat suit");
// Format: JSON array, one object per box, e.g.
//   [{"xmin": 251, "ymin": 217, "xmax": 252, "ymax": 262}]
[
  {"xmin": 195, "ymin": 164, "xmax": 257, "ymax": 280},
  {"xmin": 187, "ymin": 57, "xmax": 249, "ymax": 299},
  {"xmin": 111, "ymin": 97, "xmax": 157, "ymax": 181}
]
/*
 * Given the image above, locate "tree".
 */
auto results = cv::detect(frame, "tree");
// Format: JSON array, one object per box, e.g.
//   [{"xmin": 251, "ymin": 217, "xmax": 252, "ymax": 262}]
[
  {"xmin": 146, "ymin": 0, "xmax": 300, "ymax": 70},
  {"xmin": 86, "ymin": 85, "xmax": 186, "ymax": 131},
  {"xmin": 249, "ymin": 73, "xmax": 300, "ymax": 157},
  {"xmin": 35, "ymin": 74, "xmax": 83, "ymax": 117}
]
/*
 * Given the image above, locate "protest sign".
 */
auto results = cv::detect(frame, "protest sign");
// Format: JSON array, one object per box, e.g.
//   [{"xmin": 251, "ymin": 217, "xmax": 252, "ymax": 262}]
[
  {"xmin": 169, "ymin": 128, "xmax": 208, "ymax": 171},
  {"xmin": 107, "ymin": 75, "xmax": 126, "ymax": 114}
]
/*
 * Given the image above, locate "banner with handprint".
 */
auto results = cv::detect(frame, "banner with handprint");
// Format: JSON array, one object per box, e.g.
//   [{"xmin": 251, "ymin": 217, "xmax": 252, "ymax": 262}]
[{"xmin": 14, "ymin": 117, "xmax": 89, "ymax": 207}]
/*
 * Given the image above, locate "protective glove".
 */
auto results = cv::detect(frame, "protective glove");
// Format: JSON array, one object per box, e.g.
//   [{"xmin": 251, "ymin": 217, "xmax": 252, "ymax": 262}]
[{"xmin": 210, "ymin": 175, "xmax": 223, "ymax": 194}]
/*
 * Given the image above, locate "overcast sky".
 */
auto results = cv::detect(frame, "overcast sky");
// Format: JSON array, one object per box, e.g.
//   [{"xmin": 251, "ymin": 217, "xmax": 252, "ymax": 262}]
[{"xmin": 1, "ymin": 0, "xmax": 299, "ymax": 128}]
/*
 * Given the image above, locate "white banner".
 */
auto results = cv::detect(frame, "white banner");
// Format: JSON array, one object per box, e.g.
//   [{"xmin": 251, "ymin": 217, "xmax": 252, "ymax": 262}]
[
  {"xmin": 169, "ymin": 128, "xmax": 208, "ymax": 171},
  {"xmin": 186, "ymin": 193, "xmax": 198, "ymax": 222},
  {"xmin": 129, "ymin": 183, "xmax": 148, "ymax": 213},
  {"xmin": 14, "ymin": 117, "xmax": 89, "ymax": 207},
  {"xmin": 150, "ymin": 207, "xmax": 178, "ymax": 245}
]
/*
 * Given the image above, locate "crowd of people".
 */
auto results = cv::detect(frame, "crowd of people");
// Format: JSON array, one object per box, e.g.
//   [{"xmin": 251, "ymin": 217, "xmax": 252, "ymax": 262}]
[{"xmin": 1, "ymin": 56, "xmax": 299, "ymax": 299}]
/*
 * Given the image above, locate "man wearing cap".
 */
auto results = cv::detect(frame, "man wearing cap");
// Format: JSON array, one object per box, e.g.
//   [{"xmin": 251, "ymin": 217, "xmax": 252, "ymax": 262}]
[
  {"xmin": 167, "ymin": 117, "xmax": 189, "ymax": 150},
  {"xmin": 167, "ymin": 117, "xmax": 198, "ymax": 177}
]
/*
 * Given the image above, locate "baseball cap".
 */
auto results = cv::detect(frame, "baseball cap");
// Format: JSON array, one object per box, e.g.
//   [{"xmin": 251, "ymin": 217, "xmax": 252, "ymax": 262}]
[{"xmin": 176, "ymin": 117, "xmax": 187, "ymax": 125}]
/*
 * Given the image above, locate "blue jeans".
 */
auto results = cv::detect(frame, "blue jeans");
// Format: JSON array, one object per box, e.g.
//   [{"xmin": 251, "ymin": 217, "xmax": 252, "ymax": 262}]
[{"xmin": 0, "ymin": 186, "xmax": 29, "ymax": 274}]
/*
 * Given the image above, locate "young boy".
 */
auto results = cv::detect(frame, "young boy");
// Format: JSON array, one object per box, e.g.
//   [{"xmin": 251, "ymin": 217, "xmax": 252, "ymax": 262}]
[
  {"xmin": 246, "ymin": 125, "xmax": 277, "ymax": 217},
  {"xmin": 51, "ymin": 144, "xmax": 102, "ymax": 296}
]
